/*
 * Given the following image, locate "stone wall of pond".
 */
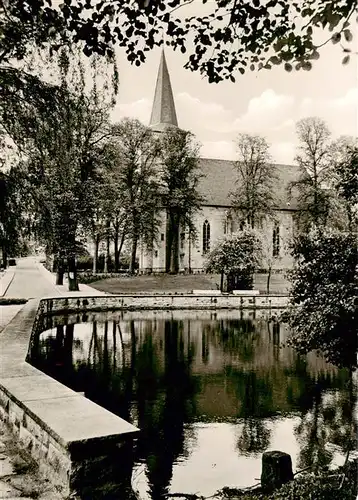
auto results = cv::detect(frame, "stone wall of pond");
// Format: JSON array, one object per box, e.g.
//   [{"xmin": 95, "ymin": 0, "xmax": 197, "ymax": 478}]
[{"xmin": 38, "ymin": 293, "xmax": 288, "ymax": 316}]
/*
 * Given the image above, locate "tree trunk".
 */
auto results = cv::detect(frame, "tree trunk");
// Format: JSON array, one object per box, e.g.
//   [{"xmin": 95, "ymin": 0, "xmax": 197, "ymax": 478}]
[
  {"xmin": 170, "ymin": 226, "xmax": 179, "ymax": 274},
  {"xmin": 169, "ymin": 211, "xmax": 180, "ymax": 274},
  {"xmin": 220, "ymin": 271, "xmax": 224, "ymax": 292},
  {"xmin": 67, "ymin": 254, "xmax": 79, "ymax": 291},
  {"xmin": 165, "ymin": 210, "xmax": 172, "ymax": 273},
  {"xmin": 188, "ymin": 230, "xmax": 192, "ymax": 273},
  {"xmin": 2, "ymin": 247, "xmax": 7, "ymax": 268},
  {"xmin": 129, "ymin": 236, "xmax": 138, "ymax": 275},
  {"xmin": 118, "ymin": 231, "xmax": 126, "ymax": 269},
  {"xmin": 114, "ymin": 226, "xmax": 119, "ymax": 272},
  {"xmin": 93, "ymin": 236, "xmax": 99, "ymax": 274},
  {"xmin": 104, "ymin": 220, "xmax": 110, "ymax": 273},
  {"xmin": 56, "ymin": 254, "xmax": 65, "ymax": 285},
  {"xmin": 266, "ymin": 266, "xmax": 272, "ymax": 295}
]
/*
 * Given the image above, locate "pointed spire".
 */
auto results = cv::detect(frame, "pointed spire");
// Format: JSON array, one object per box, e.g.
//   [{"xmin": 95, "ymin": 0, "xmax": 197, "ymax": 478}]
[{"xmin": 149, "ymin": 50, "xmax": 178, "ymax": 132}]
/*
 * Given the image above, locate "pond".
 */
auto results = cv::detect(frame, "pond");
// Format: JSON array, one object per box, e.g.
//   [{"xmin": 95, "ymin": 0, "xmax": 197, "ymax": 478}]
[{"xmin": 28, "ymin": 310, "xmax": 357, "ymax": 499}]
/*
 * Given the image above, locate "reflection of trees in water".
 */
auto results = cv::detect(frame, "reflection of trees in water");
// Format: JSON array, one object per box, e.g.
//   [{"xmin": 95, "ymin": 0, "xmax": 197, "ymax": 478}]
[
  {"xmin": 230, "ymin": 370, "xmax": 273, "ymax": 457},
  {"xmin": 294, "ymin": 372, "xmax": 357, "ymax": 470},
  {"xmin": 33, "ymin": 324, "xmax": 79, "ymax": 389},
  {"xmin": 203, "ymin": 318, "xmax": 259, "ymax": 364},
  {"xmin": 31, "ymin": 315, "xmax": 356, "ymax": 495},
  {"xmin": 237, "ymin": 418, "xmax": 271, "ymax": 456},
  {"xmin": 135, "ymin": 320, "xmax": 199, "ymax": 500}
]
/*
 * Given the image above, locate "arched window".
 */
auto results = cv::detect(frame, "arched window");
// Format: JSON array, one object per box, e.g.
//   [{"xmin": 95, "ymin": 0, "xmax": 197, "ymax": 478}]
[
  {"xmin": 272, "ymin": 224, "xmax": 280, "ymax": 257},
  {"xmin": 203, "ymin": 220, "xmax": 210, "ymax": 254}
]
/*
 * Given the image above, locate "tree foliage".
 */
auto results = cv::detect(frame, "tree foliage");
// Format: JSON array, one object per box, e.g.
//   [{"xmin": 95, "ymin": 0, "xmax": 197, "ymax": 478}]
[
  {"xmin": 109, "ymin": 118, "xmax": 161, "ymax": 274},
  {"xmin": 205, "ymin": 229, "xmax": 262, "ymax": 291},
  {"xmin": 284, "ymin": 230, "xmax": 357, "ymax": 370},
  {"xmin": 0, "ymin": 170, "xmax": 27, "ymax": 265},
  {"xmin": 0, "ymin": 49, "xmax": 114, "ymax": 289},
  {"xmin": 1, "ymin": 1, "xmax": 356, "ymax": 82},
  {"xmin": 329, "ymin": 137, "xmax": 358, "ymax": 231},
  {"xmin": 231, "ymin": 134, "xmax": 276, "ymax": 229},
  {"xmin": 159, "ymin": 126, "xmax": 202, "ymax": 273}
]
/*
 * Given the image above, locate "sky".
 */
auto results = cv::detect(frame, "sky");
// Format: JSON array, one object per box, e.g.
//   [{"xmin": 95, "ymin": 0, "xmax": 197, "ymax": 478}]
[{"xmin": 110, "ymin": 30, "xmax": 357, "ymax": 165}]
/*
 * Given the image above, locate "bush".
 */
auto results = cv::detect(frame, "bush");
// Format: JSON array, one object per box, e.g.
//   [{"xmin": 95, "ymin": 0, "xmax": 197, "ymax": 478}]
[
  {"xmin": 204, "ymin": 229, "xmax": 262, "ymax": 292},
  {"xmin": 77, "ymin": 272, "xmax": 130, "ymax": 284},
  {"xmin": 284, "ymin": 230, "xmax": 357, "ymax": 369}
]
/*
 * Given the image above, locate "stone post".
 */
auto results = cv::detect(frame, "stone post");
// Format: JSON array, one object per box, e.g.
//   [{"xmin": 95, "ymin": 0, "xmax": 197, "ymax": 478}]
[{"xmin": 261, "ymin": 450, "xmax": 293, "ymax": 492}]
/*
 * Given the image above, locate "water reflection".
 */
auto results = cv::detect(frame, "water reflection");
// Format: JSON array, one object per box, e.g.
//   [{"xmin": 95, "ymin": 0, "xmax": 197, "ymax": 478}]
[{"xmin": 28, "ymin": 311, "xmax": 357, "ymax": 499}]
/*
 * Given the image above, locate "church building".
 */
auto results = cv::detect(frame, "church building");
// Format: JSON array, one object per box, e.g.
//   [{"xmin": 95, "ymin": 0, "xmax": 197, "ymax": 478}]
[{"xmin": 139, "ymin": 51, "xmax": 300, "ymax": 273}]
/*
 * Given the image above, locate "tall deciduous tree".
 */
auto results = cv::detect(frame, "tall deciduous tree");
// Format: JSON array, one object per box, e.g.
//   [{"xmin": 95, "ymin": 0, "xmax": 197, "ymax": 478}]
[
  {"xmin": 110, "ymin": 118, "xmax": 161, "ymax": 274},
  {"xmin": 329, "ymin": 137, "xmax": 358, "ymax": 231},
  {"xmin": 1, "ymin": 1, "xmax": 356, "ymax": 82},
  {"xmin": 285, "ymin": 230, "xmax": 357, "ymax": 370},
  {"xmin": 291, "ymin": 117, "xmax": 332, "ymax": 231},
  {"xmin": 231, "ymin": 134, "xmax": 276, "ymax": 229},
  {"xmin": 0, "ymin": 48, "xmax": 114, "ymax": 289},
  {"xmin": 159, "ymin": 126, "xmax": 202, "ymax": 274}
]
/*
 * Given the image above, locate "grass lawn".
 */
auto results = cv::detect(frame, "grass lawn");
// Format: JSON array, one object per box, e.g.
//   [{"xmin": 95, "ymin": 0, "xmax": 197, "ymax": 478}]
[{"xmin": 89, "ymin": 273, "xmax": 290, "ymax": 295}]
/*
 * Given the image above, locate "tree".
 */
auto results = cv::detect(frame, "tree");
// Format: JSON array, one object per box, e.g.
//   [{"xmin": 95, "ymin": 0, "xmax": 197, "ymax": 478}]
[
  {"xmin": 231, "ymin": 134, "xmax": 276, "ymax": 229},
  {"xmin": 89, "ymin": 141, "xmax": 129, "ymax": 274},
  {"xmin": 1, "ymin": 1, "xmax": 356, "ymax": 82},
  {"xmin": 284, "ymin": 230, "xmax": 357, "ymax": 370},
  {"xmin": 0, "ymin": 169, "xmax": 26, "ymax": 266},
  {"xmin": 0, "ymin": 49, "xmax": 114, "ymax": 289},
  {"xmin": 109, "ymin": 118, "xmax": 161, "ymax": 274},
  {"xmin": 204, "ymin": 229, "xmax": 261, "ymax": 292},
  {"xmin": 291, "ymin": 117, "xmax": 332, "ymax": 231},
  {"xmin": 159, "ymin": 126, "xmax": 202, "ymax": 274},
  {"xmin": 329, "ymin": 137, "xmax": 358, "ymax": 231}
]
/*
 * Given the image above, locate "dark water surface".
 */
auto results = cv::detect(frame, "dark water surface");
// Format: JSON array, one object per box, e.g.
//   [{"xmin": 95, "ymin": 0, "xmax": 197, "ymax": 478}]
[{"xmin": 29, "ymin": 310, "xmax": 357, "ymax": 499}]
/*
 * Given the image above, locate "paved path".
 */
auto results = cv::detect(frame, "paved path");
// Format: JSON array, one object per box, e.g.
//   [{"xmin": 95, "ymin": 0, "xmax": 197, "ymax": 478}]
[
  {"xmin": 0, "ymin": 257, "xmax": 105, "ymax": 499},
  {"xmin": 4, "ymin": 258, "xmax": 61, "ymax": 299},
  {"xmin": 4, "ymin": 257, "xmax": 105, "ymax": 299}
]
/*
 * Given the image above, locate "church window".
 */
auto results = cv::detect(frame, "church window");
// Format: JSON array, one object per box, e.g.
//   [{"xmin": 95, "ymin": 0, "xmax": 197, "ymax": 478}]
[
  {"xmin": 239, "ymin": 221, "xmax": 245, "ymax": 231},
  {"xmin": 272, "ymin": 224, "xmax": 280, "ymax": 257},
  {"xmin": 154, "ymin": 250, "xmax": 158, "ymax": 258},
  {"xmin": 161, "ymin": 233, "xmax": 165, "ymax": 241},
  {"xmin": 203, "ymin": 220, "xmax": 211, "ymax": 254}
]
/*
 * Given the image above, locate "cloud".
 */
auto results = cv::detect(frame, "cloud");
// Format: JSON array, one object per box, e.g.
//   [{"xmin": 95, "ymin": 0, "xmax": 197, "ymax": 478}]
[
  {"xmin": 176, "ymin": 92, "xmax": 233, "ymax": 133},
  {"xmin": 298, "ymin": 87, "xmax": 358, "ymax": 136},
  {"xmin": 109, "ymin": 86, "xmax": 356, "ymax": 166},
  {"xmin": 233, "ymin": 89, "xmax": 295, "ymax": 133},
  {"xmin": 111, "ymin": 98, "xmax": 152, "ymax": 124}
]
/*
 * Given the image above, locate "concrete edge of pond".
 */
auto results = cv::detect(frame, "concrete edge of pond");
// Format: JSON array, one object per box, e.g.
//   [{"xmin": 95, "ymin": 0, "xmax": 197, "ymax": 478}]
[
  {"xmin": 38, "ymin": 292, "xmax": 289, "ymax": 316},
  {"xmin": 0, "ymin": 299, "xmax": 139, "ymax": 498},
  {"xmin": 0, "ymin": 292, "xmax": 288, "ymax": 497}
]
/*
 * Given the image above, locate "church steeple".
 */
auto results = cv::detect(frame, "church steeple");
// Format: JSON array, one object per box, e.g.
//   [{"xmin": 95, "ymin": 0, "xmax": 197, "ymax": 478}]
[{"xmin": 149, "ymin": 50, "xmax": 178, "ymax": 132}]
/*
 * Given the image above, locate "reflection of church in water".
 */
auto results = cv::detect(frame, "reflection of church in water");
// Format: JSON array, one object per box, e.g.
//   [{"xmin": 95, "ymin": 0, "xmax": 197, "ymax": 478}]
[{"xmin": 139, "ymin": 52, "xmax": 301, "ymax": 273}]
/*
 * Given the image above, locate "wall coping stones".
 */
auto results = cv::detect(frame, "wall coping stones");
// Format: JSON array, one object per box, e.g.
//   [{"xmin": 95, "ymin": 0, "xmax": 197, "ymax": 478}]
[{"xmin": 0, "ymin": 299, "xmax": 139, "ymax": 496}]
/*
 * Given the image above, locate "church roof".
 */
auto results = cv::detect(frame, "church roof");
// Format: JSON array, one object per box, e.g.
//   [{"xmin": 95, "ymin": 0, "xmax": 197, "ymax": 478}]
[
  {"xmin": 149, "ymin": 50, "xmax": 178, "ymax": 132},
  {"xmin": 197, "ymin": 158, "xmax": 300, "ymax": 210}
]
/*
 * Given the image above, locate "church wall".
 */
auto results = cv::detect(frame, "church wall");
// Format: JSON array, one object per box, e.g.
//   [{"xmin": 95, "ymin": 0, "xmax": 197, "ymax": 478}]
[
  {"xmin": 178, "ymin": 207, "xmax": 295, "ymax": 273},
  {"xmin": 182, "ymin": 206, "xmax": 229, "ymax": 272}
]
